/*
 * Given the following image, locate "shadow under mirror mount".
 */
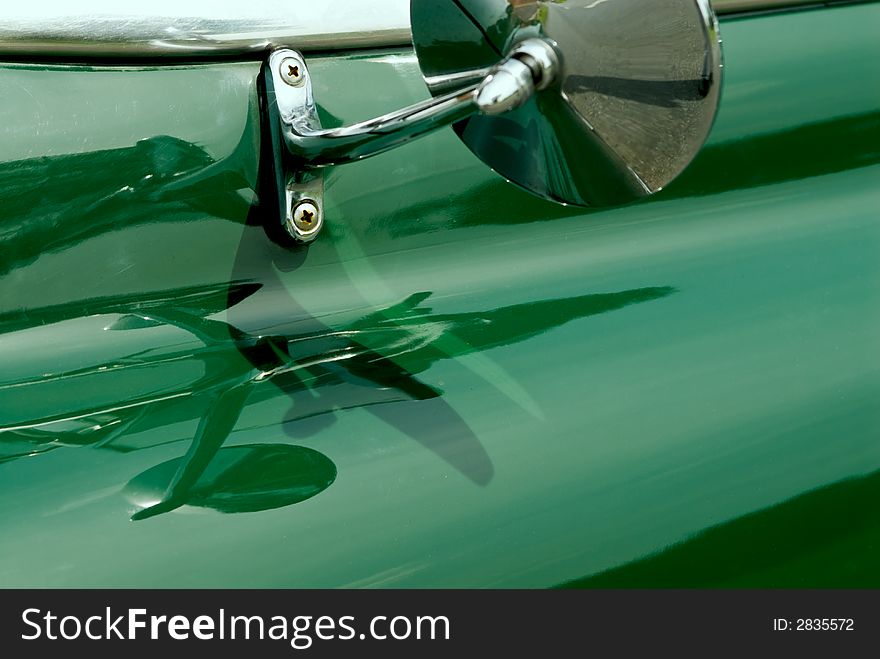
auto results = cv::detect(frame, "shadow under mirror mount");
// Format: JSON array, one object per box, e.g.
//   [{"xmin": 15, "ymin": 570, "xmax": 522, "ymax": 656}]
[{"xmin": 262, "ymin": 0, "xmax": 722, "ymax": 244}]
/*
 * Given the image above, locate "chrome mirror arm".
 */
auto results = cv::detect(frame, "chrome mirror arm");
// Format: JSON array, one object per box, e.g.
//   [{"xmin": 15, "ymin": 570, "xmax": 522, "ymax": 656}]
[
  {"xmin": 264, "ymin": 39, "xmax": 559, "ymax": 243},
  {"xmin": 280, "ymin": 38, "xmax": 557, "ymax": 168},
  {"xmin": 283, "ymin": 83, "xmax": 481, "ymax": 167}
]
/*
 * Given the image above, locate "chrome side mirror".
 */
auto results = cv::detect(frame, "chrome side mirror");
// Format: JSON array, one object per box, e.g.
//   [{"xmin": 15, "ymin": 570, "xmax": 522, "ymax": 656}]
[{"xmin": 265, "ymin": 0, "xmax": 722, "ymax": 242}]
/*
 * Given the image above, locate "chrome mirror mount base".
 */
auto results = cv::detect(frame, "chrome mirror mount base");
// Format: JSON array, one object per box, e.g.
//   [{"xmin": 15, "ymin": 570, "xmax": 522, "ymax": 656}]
[{"xmin": 264, "ymin": 50, "xmax": 325, "ymax": 245}]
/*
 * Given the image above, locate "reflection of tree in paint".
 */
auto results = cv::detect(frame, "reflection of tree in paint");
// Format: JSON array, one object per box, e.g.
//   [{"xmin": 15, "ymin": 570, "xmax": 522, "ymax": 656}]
[
  {"xmin": 0, "ymin": 130, "xmax": 677, "ymax": 520},
  {"xmin": 0, "ymin": 276, "xmax": 675, "ymax": 519},
  {"xmin": 0, "ymin": 135, "xmax": 253, "ymax": 277}
]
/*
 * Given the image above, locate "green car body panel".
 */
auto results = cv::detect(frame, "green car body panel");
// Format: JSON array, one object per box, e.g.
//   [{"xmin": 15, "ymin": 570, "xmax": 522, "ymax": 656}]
[{"xmin": 0, "ymin": 3, "xmax": 878, "ymax": 587}]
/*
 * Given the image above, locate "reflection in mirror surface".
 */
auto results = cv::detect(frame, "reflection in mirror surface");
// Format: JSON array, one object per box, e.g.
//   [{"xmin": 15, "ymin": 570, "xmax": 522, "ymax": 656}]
[{"xmin": 413, "ymin": 0, "xmax": 722, "ymax": 206}]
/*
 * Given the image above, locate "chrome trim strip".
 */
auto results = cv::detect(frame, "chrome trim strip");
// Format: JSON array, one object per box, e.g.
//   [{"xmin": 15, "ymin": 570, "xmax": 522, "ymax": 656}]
[
  {"xmin": 0, "ymin": 1, "xmax": 413, "ymax": 58},
  {"xmin": 0, "ymin": 1, "xmax": 861, "ymax": 59}
]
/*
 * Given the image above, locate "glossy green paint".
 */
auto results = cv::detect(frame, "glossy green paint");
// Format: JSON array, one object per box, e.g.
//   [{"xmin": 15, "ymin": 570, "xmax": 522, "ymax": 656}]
[{"xmin": 1, "ymin": 4, "xmax": 879, "ymax": 587}]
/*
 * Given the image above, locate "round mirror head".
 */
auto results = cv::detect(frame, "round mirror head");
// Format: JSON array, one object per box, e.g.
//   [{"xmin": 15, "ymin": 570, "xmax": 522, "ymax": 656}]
[{"xmin": 412, "ymin": 0, "xmax": 722, "ymax": 207}]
